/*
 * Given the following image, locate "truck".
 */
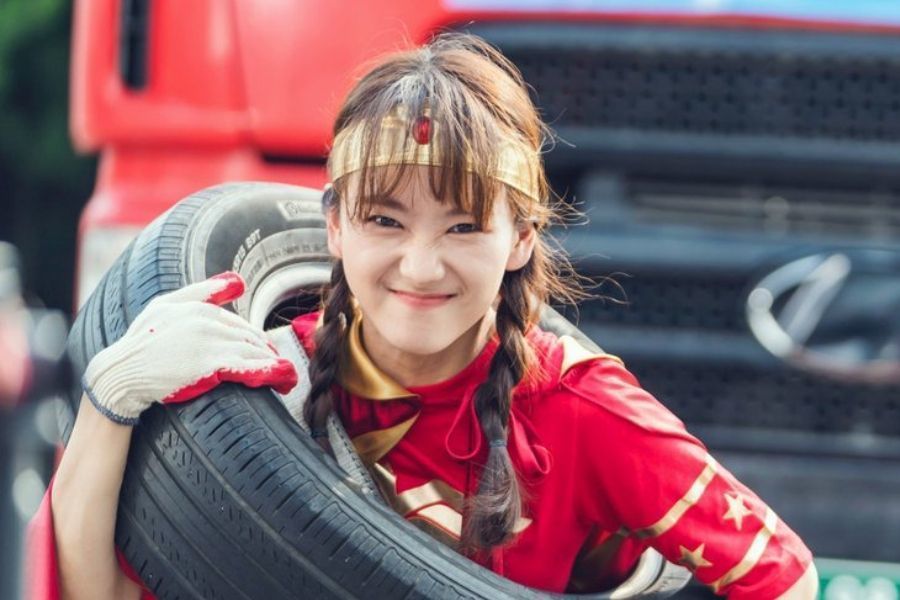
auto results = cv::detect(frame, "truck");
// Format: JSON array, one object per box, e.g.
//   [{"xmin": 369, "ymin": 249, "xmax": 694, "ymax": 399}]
[{"xmin": 71, "ymin": 0, "xmax": 900, "ymax": 595}]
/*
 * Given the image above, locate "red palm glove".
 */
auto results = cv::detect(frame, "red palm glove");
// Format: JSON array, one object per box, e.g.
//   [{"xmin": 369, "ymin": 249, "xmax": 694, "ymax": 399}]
[{"xmin": 82, "ymin": 272, "xmax": 298, "ymax": 425}]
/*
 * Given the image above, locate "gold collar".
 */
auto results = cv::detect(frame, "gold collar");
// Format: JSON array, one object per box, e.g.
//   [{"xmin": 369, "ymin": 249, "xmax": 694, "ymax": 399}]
[
  {"xmin": 334, "ymin": 309, "xmax": 419, "ymax": 465},
  {"xmin": 337, "ymin": 309, "xmax": 417, "ymax": 401}
]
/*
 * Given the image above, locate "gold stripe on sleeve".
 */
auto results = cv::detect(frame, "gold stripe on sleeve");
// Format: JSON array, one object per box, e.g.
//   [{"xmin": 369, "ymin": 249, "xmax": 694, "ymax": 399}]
[
  {"xmin": 631, "ymin": 454, "xmax": 719, "ymax": 539},
  {"xmin": 711, "ymin": 506, "xmax": 779, "ymax": 593},
  {"xmin": 414, "ymin": 504, "xmax": 463, "ymax": 538},
  {"xmin": 339, "ymin": 308, "xmax": 417, "ymax": 401},
  {"xmin": 396, "ymin": 476, "xmax": 465, "ymax": 514}
]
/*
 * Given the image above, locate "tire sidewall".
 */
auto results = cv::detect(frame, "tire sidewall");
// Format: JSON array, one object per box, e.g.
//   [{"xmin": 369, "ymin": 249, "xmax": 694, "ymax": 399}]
[{"xmin": 183, "ymin": 182, "xmax": 331, "ymax": 326}]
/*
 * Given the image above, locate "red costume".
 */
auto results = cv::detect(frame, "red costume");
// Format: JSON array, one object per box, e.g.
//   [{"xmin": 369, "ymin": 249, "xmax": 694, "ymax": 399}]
[{"xmin": 26, "ymin": 311, "xmax": 812, "ymax": 598}]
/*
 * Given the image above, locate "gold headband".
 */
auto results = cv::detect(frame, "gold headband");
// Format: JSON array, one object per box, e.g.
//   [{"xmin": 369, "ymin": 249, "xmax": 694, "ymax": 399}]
[{"xmin": 328, "ymin": 107, "xmax": 542, "ymax": 202}]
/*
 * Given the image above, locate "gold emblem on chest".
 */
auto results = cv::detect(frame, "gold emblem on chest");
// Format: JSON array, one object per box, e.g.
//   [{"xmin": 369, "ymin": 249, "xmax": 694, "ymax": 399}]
[{"xmin": 370, "ymin": 462, "xmax": 532, "ymax": 549}]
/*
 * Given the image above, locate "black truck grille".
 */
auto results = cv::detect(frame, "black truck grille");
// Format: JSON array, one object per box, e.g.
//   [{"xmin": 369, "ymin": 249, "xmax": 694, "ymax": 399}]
[
  {"xmin": 629, "ymin": 179, "xmax": 900, "ymax": 239},
  {"xmin": 571, "ymin": 265, "xmax": 900, "ymax": 439},
  {"xmin": 490, "ymin": 25, "xmax": 900, "ymax": 142},
  {"xmin": 633, "ymin": 360, "xmax": 900, "ymax": 438},
  {"xmin": 467, "ymin": 20, "xmax": 900, "ymax": 562},
  {"xmin": 469, "ymin": 22, "xmax": 900, "ymax": 444},
  {"xmin": 577, "ymin": 271, "xmax": 748, "ymax": 332}
]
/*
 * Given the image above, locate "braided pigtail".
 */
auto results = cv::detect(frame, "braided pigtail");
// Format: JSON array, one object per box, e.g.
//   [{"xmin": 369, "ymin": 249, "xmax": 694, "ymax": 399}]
[
  {"xmin": 461, "ymin": 266, "xmax": 535, "ymax": 551},
  {"xmin": 303, "ymin": 260, "xmax": 353, "ymax": 453}
]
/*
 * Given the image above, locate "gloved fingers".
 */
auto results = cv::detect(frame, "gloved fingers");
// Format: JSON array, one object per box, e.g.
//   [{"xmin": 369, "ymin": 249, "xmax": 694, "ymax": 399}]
[
  {"xmin": 214, "ymin": 341, "xmax": 283, "ymax": 363},
  {"xmin": 154, "ymin": 272, "xmax": 246, "ymax": 307},
  {"xmin": 186, "ymin": 306, "xmax": 273, "ymax": 353},
  {"xmin": 184, "ymin": 344, "xmax": 294, "ymax": 384},
  {"xmin": 205, "ymin": 306, "xmax": 274, "ymax": 350},
  {"xmin": 264, "ymin": 325, "xmax": 295, "ymax": 355},
  {"xmin": 162, "ymin": 372, "xmax": 223, "ymax": 404},
  {"xmin": 216, "ymin": 357, "xmax": 299, "ymax": 395},
  {"xmin": 264, "ymin": 324, "xmax": 293, "ymax": 343},
  {"xmin": 160, "ymin": 356, "xmax": 298, "ymax": 405}
]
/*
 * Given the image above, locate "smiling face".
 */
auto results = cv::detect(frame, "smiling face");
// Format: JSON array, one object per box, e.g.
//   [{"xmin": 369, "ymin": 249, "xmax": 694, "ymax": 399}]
[{"xmin": 326, "ymin": 166, "xmax": 536, "ymax": 378}]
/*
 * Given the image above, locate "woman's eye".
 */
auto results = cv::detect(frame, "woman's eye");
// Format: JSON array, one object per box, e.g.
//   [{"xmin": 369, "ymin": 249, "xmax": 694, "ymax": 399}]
[
  {"xmin": 368, "ymin": 215, "xmax": 401, "ymax": 228},
  {"xmin": 449, "ymin": 223, "xmax": 481, "ymax": 234}
]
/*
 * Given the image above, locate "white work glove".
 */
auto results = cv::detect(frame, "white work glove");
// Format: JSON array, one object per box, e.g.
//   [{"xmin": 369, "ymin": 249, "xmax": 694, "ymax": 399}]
[{"xmin": 82, "ymin": 272, "xmax": 298, "ymax": 425}]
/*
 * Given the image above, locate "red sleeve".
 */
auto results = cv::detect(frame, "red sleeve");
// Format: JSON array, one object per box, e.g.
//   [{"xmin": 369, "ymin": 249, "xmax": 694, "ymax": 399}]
[
  {"xmin": 25, "ymin": 478, "xmax": 156, "ymax": 600},
  {"xmin": 25, "ymin": 480, "xmax": 60, "ymax": 600},
  {"xmin": 565, "ymin": 358, "xmax": 813, "ymax": 599}
]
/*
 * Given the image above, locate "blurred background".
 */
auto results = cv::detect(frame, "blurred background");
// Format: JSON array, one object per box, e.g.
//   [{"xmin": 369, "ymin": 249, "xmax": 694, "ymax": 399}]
[
  {"xmin": 2, "ymin": 1, "xmax": 899, "ymax": 598},
  {"xmin": 1, "ymin": 1, "xmax": 92, "ymax": 599}
]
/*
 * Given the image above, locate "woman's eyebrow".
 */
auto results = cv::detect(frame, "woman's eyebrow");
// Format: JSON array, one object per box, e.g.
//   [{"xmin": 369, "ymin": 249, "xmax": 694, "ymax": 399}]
[
  {"xmin": 373, "ymin": 197, "xmax": 471, "ymax": 218},
  {"xmin": 444, "ymin": 206, "xmax": 471, "ymax": 217},
  {"xmin": 372, "ymin": 197, "xmax": 408, "ymax": 212}
]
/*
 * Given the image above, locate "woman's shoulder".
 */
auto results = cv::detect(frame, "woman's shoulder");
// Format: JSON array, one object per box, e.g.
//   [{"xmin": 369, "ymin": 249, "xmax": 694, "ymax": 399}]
[
  {"xmin": 521, "ymin": 322, "xmax": 626, "ymax": 394},
  {"xmin": 525, "ymin": 325, "xmax": 690, "ymax": 439}
]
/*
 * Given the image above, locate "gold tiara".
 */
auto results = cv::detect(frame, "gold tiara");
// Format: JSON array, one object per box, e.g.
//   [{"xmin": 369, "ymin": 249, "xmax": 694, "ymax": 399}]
[{"xmin": 328, "ymin": 107, "xmax": 542, "ymax": 202}]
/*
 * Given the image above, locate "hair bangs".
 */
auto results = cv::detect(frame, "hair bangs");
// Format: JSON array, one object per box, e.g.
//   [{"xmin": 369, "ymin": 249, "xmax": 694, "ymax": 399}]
[{"xmin": 332, "ymin": 101, "xmax": 507, "ymax": 229}]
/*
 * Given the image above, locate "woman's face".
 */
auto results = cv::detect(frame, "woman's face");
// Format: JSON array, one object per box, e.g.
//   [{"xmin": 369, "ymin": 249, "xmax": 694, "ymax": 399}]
[{"xmin": 326, "ymin": 166, "xmax": 535, "ymax": 360}]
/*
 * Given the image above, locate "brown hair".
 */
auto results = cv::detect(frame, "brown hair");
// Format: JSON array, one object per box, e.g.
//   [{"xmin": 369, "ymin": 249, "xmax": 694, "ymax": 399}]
[{"xmin": 304, "ymin": 32, "xmax": 587, "ymax": 552}]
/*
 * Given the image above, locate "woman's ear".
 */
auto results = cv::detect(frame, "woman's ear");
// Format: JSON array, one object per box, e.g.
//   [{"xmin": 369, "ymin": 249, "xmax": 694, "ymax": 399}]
[
  {"xmin": 505, "ymin": 223, "xmax": 537, "ymax": 272},
  {"xmin": 325, "ymin": 204, "xmax": 343, "ymax": 259}
]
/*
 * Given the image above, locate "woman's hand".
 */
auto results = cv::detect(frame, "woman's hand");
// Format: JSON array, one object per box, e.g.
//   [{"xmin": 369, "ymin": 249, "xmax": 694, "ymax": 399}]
[
  {"xmin": 52, "ymin": 273, "xmax": 298, "ymax": 600},
  {"xmin": 82, "ymin": 271, "xmax": 298, "ymax": 424}
]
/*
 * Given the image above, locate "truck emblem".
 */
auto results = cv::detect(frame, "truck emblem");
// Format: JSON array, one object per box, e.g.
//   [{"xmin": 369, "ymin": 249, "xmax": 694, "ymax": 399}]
[{"xmin": 746, "ymin": 251, "xmax": 900, "ymax": 384}]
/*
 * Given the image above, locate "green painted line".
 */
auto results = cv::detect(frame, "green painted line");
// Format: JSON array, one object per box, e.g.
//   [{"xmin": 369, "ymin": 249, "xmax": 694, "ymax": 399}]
[
  {"xmin": 817, "ymin": 557, "xmax": 900, "ymax": 580},
  {"xmin": 815, "ymin": 557, "xmax": 900, "ymax": 599}
]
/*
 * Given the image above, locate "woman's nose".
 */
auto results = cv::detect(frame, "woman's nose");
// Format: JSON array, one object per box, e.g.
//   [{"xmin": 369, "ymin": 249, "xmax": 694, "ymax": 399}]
[{"xmin": 398, "ymin": 239, "xmax": 446, "ymax": 284}]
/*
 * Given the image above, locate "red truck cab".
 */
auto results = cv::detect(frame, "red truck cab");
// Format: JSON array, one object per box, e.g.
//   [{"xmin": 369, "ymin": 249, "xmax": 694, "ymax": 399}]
[{"xmin": 72, "ymin": 0, "xmax": 898, "ymax": 306}]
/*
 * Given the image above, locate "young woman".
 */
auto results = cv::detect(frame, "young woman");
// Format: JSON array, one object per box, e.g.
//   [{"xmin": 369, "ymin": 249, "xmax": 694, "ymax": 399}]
[{"xmin": 30, "ymin": 34, "xmax": 817, "ymax": 599}]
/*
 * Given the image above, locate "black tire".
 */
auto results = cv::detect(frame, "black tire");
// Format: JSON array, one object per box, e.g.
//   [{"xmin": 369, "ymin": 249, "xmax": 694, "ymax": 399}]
[{"xmin": 61, "ymin": 182, "xmax": 688, "ymax": 599}]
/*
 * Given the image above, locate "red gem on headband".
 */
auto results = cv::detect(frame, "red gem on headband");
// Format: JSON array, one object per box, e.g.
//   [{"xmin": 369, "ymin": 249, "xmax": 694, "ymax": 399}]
[{"xmin": 413, "ymin": 116, "xmax": 431, "ymax": 144}]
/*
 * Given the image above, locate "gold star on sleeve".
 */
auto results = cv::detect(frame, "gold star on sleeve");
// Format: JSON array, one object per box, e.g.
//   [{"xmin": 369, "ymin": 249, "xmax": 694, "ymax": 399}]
[
  {"xmin": 723, "ymin": 492, "xmax": 754, "ymax": 531},
  {"xmin": 679, "ymin": 543, "xmax": 713, "ymax": 571}
]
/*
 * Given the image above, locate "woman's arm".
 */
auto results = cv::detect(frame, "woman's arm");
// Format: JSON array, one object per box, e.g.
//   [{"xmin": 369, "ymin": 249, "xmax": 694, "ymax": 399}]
[
  {"xmin": 50, "ymin": 395, "xmax": 143, "ymax": 600},
  {"xmin": 566, "ymin": 357, "xmax": 816, "ymax": 599},
  {"xmin": 776, "ymin": 563, "xmax": 819, "ymax": 599},
  {"xmin": 34, "ymin": 272, "xmax": 297, "ymax": 599}
]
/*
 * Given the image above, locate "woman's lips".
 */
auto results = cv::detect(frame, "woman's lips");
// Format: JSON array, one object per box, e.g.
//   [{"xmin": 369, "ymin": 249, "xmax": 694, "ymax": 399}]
[{"xmin": 390, "ymin": 289, "xmax": 455, "ymax": 308}]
